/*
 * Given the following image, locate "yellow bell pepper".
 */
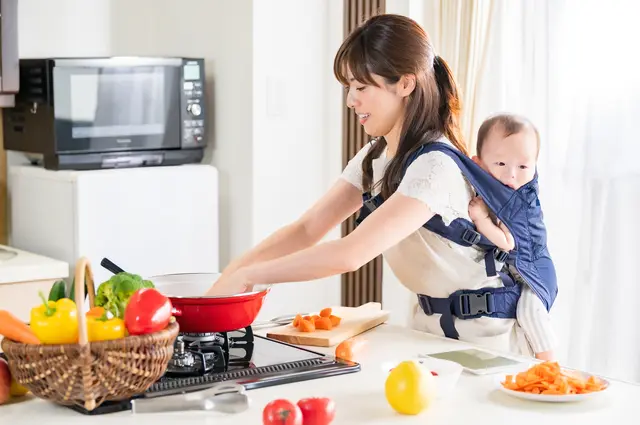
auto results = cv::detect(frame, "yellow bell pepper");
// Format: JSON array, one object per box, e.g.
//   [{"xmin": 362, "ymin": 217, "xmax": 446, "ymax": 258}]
[
  {"xmin": 30, "ymin": 292, "xmax": 79, "ymax": 344},
  {"xmin": 87, "ymin": 314, "xmax": 125, "ymax": 342}
]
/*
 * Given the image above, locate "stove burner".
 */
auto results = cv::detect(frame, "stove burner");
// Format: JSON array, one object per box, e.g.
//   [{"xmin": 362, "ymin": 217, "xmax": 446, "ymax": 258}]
[
  {"xmin": 182, "ymin": 332, "xmax": 224, "ymax": 344},
  {"xmin": 166, "ymin": 326, "xmax": 255, "ymax": 377}
]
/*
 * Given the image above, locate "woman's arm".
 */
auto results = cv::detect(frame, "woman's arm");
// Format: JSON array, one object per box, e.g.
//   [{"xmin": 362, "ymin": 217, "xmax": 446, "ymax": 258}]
[
  {"xmin": 216, "ymin": 179, "xmax": 363, "ymax": 280},
  {"xmin": 240, "ymin": 192, "xmax": 434, "ymax": 286}
]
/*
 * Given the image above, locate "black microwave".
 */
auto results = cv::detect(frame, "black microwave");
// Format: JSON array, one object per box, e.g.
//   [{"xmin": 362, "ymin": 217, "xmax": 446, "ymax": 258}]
[{"xmin": 2, "ymin": 57, "xmax": 208, "ymax": 170}]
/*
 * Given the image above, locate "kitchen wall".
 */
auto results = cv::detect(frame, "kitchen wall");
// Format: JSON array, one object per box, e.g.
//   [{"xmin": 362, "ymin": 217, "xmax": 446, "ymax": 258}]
[
  {"xmin": 14, "ymin": 0, "xmax": 345, "ymax": 321},
  {"xmin": 252, "ymin": 1, "xmax": 344, "ymax": 320}
]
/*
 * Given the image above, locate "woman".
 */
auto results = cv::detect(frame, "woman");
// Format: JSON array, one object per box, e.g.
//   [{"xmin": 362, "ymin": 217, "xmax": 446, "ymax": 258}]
[{"xmin": 207, "ymin": 14, "xmax": 533, "ymax": 356}]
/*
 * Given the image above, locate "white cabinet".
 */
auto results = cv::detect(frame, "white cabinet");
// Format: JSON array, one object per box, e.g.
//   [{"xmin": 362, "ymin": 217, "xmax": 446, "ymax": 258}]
[{"xmin": 9, "ymin": 164, "xmax": 219, "ymax": 287}]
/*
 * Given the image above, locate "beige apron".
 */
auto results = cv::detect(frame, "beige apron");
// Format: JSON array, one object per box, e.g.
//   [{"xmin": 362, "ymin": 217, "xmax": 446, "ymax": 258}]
[{"xmin": 371, "ymin": 142, "xmax": 533, "ymax": 357}]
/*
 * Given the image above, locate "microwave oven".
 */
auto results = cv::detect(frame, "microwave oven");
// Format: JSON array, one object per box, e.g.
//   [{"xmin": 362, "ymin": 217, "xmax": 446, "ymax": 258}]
[{"xmin": 2, "ymin": 57, "xmax": 208, "ymax": 170}]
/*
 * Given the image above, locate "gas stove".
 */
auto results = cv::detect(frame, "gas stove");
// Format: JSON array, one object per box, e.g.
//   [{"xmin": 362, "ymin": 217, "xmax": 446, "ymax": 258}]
[
  {"xmin": 68, "ymin": 326, "xmax": 360, "ymax": 415},
  {"xmin": 164, "ymin": 328, "xmax": 255, "ymax": 377}
]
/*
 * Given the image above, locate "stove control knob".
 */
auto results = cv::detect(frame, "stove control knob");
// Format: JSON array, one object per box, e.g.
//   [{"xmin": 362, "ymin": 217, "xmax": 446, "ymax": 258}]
[{"xmin": 187, "ymin": 103, "xmax": 202, "ymax": 116}]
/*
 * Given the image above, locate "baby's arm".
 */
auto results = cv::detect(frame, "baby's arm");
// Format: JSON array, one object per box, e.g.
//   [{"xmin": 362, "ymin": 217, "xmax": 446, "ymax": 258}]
[
  {"xmin": 516, "ymin": 286, "xmax": 557, "ymax": 360},
  {"xmin": 468, "ymin": 196, "xmax": 515, "ymax": 251}
]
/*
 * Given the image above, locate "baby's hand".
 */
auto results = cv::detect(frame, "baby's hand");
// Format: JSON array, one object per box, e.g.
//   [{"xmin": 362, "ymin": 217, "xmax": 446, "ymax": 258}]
[{"xmin": 468, "ymin": 196, "xmax": 490, "ymax": 222}]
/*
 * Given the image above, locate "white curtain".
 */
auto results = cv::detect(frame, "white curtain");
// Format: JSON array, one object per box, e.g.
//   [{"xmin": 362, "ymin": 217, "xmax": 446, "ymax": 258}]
[
  {"xmin": 472, "ymin": 0, "xmax": 640, "ymax": 382},
  {"xmin": 428, "ymin": 0, "xmax": 495, "ymax": 153}
]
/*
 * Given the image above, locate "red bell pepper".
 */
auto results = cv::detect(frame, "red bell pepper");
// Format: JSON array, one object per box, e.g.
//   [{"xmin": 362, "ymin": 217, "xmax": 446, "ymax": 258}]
[{"xmin": 124, "ymin": 288, "xmax": 173, "ymax": 335}]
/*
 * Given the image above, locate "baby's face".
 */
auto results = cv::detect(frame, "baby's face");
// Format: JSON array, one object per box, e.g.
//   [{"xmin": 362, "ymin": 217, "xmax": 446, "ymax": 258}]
[{"xmin": 474, "ymin": 127, "xmax": 538, "ymax": 190}]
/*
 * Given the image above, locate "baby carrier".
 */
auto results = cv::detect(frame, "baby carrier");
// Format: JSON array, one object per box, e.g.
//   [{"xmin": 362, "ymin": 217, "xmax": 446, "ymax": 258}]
[{"xmin": 354, "ymin": 140, "xmax": 558, "ymax": 340}]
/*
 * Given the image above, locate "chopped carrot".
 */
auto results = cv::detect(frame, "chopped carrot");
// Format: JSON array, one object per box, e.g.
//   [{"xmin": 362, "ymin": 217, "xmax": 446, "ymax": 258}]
[
  {"xmin": 314, "ymin": 316, "xmax": 333, "ymax": 330},
  {"xmin": 86, "ymin": 306, "xmax": 105, "ymax": 318},
  {"xmin": 0, "ymin": 310, "xmax": 40, "ymax": 344},
  {"xmin": 319, "ymin": 308, "xmax": 332, "ymax": 318},
  {"xmin": 501, "ymin": 361, "xmax": 608, "ymax": 395},
  {"xmin": 290, "ymin": 309, "xmax": 342, "ymax": 332},
  {"xmin": 299, "ymin": 319, "xmax": 315, "ymax": 332},
  {"xmin": 335, "ymin": 338, "xmax": 366, "ymax": 362}
]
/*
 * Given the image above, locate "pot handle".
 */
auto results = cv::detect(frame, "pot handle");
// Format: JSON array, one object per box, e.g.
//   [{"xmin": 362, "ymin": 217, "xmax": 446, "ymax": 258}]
[
  {"xmin": 171, "ymin": 307, "xmax": 182, "ymax": 317},
  {"xmin": 100, "ymin": 257, "xmax": 125, "ymax": 275}
]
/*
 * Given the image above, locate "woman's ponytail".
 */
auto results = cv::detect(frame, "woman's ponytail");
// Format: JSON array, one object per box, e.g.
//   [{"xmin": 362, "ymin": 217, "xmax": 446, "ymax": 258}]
[{"xmin": 433, "ymin": 55, "xmax": 467, "ymax": 156}]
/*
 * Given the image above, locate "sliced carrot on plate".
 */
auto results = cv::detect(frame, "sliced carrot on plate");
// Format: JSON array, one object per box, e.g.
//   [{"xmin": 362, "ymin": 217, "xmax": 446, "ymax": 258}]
[{"xmin": 501, "ymin": 361, "xmax": 608, "ymax": 395}]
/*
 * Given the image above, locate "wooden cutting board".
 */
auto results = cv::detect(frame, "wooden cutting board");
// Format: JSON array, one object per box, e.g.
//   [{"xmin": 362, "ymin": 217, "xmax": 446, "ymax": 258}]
[{"xmin": 266, "ymin": 302, "xmax": 390, "ymax": 347}]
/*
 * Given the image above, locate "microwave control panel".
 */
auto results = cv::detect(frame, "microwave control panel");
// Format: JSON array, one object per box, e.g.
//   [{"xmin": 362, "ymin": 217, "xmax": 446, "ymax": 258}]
[{"xmin": 180, "ymin": 59, "xmax": 206, "ymax": 148}]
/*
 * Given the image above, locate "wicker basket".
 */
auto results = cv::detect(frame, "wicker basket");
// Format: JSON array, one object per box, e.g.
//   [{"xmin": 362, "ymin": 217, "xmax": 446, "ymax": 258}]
[{"xmin": 1, "ymin": 257, "xmax": 179, "ymax": 411}]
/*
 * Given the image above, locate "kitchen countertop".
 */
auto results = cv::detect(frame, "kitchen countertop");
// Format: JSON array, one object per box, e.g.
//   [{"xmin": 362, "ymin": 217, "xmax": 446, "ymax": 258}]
[
  {"xmin": 0, "ymin": 244, "xmax": 68, "ymax": 284},
  {"xmin": 2, "ymin": 324, "xmax": 634, "ymax": 423}
]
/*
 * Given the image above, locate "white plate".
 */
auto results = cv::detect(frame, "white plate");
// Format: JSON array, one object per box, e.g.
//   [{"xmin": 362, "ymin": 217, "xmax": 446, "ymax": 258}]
[{"xmin": 495, "ymin": 371, "xmax": 611, "ymax": 403}]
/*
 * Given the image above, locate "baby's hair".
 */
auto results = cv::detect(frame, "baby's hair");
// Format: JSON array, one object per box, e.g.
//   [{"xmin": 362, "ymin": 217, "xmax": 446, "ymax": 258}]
[{"xmin": 476, "ymin": 113, "xmax": 540, "ymax": 158}]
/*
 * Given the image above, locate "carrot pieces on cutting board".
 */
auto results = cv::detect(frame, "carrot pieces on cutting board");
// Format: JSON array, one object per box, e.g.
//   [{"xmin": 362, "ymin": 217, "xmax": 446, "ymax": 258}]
[
  {"xmin": 292, "ymin": 308, "xmax": 342, "ymax": 333},
  {"xmin": 501, "ymin": 361, "xmax": 608, "ymax": 395}
]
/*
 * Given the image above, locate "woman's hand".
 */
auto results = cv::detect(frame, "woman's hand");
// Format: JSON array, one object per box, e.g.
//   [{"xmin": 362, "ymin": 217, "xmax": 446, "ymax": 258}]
[{"xmin": 205, "ymin": 269, "xmax": 254, "ymax": 296}]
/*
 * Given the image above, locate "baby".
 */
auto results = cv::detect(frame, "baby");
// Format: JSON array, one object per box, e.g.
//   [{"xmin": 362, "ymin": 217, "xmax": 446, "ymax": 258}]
[
  {"xmin": 468, "ymin": 113, "xmax": 556, "ymax": 361},
  {"xmin": 468, "ymin": 113, "xmax": 539, "ymax": 250}
]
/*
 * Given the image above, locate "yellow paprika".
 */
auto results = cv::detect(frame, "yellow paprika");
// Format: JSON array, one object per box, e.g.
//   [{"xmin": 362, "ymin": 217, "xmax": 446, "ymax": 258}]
[
  {"xmin": 30, "ymin": 292, "xmax": 79, "ymax": 344},
  {"xmin": 87, "ymin": 314, "xmax": 125, "ymax": 342}
]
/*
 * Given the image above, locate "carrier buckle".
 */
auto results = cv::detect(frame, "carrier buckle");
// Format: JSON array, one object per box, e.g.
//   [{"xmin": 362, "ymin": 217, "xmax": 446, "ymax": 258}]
[
  {"xmin": 461, "ymin": 229, "xmax": 481, "ymax": 245},
  {"xmin": 418, "ymin": 295, "xmax": 433, "ymax": 316},
  {"xmin": 494, "ymin": 249, "xmax": 509, "ymax": 263},
  {"xmin": 459, "ymin": 292, "xmax": 494, "ymax": 317}
]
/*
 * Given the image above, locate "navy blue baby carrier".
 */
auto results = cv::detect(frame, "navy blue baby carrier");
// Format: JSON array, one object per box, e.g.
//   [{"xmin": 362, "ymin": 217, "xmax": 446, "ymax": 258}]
[{"xmin": 355, "ymin": 140, "xmax": 558, "ymax": 340}]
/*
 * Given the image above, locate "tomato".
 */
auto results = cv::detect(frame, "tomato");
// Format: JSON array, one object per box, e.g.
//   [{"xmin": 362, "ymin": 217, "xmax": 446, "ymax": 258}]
[
  {"xmin": 263, "ymin": 399, "xmax": 303, "ymax": 425},
  {"xmin": 124, "ymin": 288, "xmax": 173, "ymax": 335},
  {"xmin": 297, "ymin": 397, "xmax": 336, "ymax": 425}
]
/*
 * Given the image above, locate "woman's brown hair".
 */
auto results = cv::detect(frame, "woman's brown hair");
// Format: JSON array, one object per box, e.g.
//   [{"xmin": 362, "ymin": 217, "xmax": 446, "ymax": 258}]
[{"xmin": 334, "ymin": 14, "xmax": 467, "ymax": 199}]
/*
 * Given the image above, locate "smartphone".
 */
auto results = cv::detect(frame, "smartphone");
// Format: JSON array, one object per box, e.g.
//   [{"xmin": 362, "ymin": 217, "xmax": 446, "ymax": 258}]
[{"xmin": 423, "ymin": 348, "xmax": 524, "ymax": 375}]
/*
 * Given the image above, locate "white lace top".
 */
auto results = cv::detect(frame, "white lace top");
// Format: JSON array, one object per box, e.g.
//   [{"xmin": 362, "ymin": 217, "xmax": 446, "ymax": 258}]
[{"xmin": 340, "ymin": 137, "xmax": 556, "ymax": 356}]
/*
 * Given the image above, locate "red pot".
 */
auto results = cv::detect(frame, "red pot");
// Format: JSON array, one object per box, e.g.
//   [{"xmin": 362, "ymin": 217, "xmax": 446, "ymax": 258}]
[{"xmin": 149, "ymin": 273, "xmax": 270, "ymax": 333}]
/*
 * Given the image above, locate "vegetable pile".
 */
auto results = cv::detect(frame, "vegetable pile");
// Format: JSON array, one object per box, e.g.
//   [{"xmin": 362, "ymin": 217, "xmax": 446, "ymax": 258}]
[
  {"xmin": 0, "ymin": 271, "xmax": 172, "ymax": 347},
  {"xmin": 501, "ymin": 361, "xmax": 608, "ymax": 395},
  {"xmin": 0, "ymin": 269, "xmax": 175, "ymax": 406}
]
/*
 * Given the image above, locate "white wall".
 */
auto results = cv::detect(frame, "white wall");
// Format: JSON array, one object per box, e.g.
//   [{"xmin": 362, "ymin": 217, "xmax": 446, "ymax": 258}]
[
  {"xmin": 108, "ymin": 0, "xmax": 255, "ymax": 271},
  {"xmin": 13, "ymin": 0, "xmax": 344, "ymax": 320},
  {"xmin": 9, "ymin": 0, "xmax": 112, "ymax": 168},
  {"xmin": 251, "ymin": 1, "xmax": 343, "ymax": 320}
]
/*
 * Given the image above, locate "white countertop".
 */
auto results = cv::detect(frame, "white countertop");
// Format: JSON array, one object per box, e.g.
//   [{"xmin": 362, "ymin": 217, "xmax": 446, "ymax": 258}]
[
  {"xmin": 2, "ymin": 324, "xmax": 635, "ymax": 423},
  {"xmin": 0, "ymin": 244, "xmax": 69, "ymax": 284}
]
